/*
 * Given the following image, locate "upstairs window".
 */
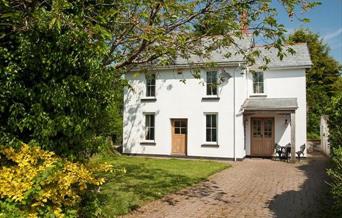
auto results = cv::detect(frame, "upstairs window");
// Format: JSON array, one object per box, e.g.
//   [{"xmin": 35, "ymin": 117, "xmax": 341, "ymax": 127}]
[
  {"xmin": 253, "ymin": 72, "xmax": 264, "ymax": 94},
  {"xmin": 145, "ymin": 114, "xmax": 155, "ymax": 140},
  {"xmin": 206, "ymin": 71, "xmax": 218, "ymax": 95},
  {"xmin": 146, "ymin": 74, "xmax": 156, "ymax": 97},
  {"xmin": 206, "ymin": 114, "xmax": 217, "ymax": 142}
]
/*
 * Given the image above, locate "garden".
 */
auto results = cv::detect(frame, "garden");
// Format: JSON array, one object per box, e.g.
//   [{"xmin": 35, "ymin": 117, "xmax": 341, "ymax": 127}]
[{"xmin": 1, "ymin": 0, "xmax": 341, "ymax": 217}]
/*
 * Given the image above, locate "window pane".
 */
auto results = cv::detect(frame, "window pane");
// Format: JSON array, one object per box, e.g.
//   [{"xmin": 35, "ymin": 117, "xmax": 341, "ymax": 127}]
[
  {"xmin": 264, "ymin": 120, "xmax": 272, "ymax": 138},
  {"xmin": 253, "ymin": 72, "xmax": 264, "ymax": 93},
  {"xmin": 150, "ymin": 86, "xmax": 155, "ymax": 96},
  {"xmin": 146, "ymin": 128, "xmax": 153, "ymax": 140},
  {"xmin": 259, "ymin": 83, "xmax": 264, "ymax": 93},
  {"xmin": 206, "ymin": 115, "xmax": 211, "ymax": 127},
  {"xmin": 212, "ymin": 86, "xmax": 217, "ymax": 95},
  {"xmin": 212, "ymin": 115, "xmax": 217, "ymax": 128},
  {"xmin": 150, "ymin": 74, "xmax": 155, "ymax": 85},
  {"xmin": 212, "ymin": 128, "xmax": 217, "ymax": 142},
  {"xmin": 206, "ymin": 72, "xmax": 217, "ymax": 95},
  {"xmin": 206, "ymin": 114, "xmax": 217, "ymax": 142},
  {"xmin": 175, "ymin": 127, "xmax": 180, "ymax": 134},
  {"xmin": 149, "ymin": 127, "xmax": 154, "ymax": 139},
  {"xmin": 180, "ymin": 120, "xmax": 187, "ymax": 128},
  {"xmin": 206, "ymin": 129, "xmax": 211, "ymax": 141},
  {"xmin": 145, "ymin": 115, "xmax": 155, "ymax": 140},
  {"xmin": 146, "ymin": 74, "xmax": 156, "ymax": 97},
  {"xmin": 181, "ymin": 127, "xmax": 187, "ymax": 134},
  {"xmin": 145, "ymin": 115, "xmax": 150, "ymax": 127},
  {"xmin": 252, "ymin": 120, "xmax": 262, "ymax": 137},
  {"xmin": 150, "ymin": 115, "xmax": 154, "ymax": 127}
]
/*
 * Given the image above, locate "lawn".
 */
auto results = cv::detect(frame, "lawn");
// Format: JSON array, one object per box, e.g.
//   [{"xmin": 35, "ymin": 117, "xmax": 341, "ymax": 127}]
[{"xmin": 89, "ymin": 154, "xmax": 229, "ymax": 217}]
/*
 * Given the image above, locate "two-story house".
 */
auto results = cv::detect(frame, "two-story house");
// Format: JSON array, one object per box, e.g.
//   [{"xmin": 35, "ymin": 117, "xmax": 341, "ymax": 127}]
[{"xmin": 122, "ymin": 39, "xmax": 312, "ymax": 160}]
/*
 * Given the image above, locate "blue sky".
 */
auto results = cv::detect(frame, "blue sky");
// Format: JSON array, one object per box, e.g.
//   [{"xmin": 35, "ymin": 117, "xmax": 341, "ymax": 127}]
[{"xmin": 273, "ymin": 0, "xmax": 342, "ymax": 63}]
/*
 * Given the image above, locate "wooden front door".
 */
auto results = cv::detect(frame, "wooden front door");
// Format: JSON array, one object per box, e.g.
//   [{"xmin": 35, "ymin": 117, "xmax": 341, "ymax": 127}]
[
  {"xmin": 171, "ymin": 119, "xmax": 187, "ymax": 155},
  {"xmin": 251, "ymin": 118, "xmax": 274, "ymax": 156}
]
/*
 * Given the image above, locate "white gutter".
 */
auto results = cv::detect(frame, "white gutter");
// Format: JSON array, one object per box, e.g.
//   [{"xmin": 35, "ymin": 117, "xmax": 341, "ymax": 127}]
[
  {"xmin": 131, "ymin": 61, "xmax": 246, "ymax": 72},
  {"xmin": 233, "ymin": 63, "xmax": 247, "ymax": 161}
]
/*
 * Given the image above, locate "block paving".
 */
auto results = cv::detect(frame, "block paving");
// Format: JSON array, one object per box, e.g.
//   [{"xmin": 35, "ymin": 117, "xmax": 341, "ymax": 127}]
[{"xmin": 124, "ymin": 152, "xmax": 329, "ymax": 218}]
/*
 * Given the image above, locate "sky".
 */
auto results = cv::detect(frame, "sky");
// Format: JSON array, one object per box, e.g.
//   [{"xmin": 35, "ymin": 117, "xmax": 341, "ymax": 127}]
[{"xmin": 273, "ymin": 0, "xmax": 342, "ymax": 63}]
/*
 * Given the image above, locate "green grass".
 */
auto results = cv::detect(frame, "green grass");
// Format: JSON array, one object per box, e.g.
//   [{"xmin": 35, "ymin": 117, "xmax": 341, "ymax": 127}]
[
  {"xmin": 307, "ymin": 131, "xmax": 320, "ymax": 140},
  {"xmin": 89, "ymin": 154, "xmax": 229, "ymax": 217}
]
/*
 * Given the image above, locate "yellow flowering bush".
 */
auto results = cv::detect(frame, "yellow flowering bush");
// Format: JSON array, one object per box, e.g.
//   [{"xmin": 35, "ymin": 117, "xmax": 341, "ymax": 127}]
[{"xmin": 0, "ymin": 144, "xmax": 112, "ymax": 217}]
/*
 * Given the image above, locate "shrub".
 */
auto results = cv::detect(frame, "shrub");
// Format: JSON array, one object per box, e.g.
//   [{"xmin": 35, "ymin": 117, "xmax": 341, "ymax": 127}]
[
  {"xmin": 327, "ymin": 147, "xmax": 342, "ymax": 215},
  {"xmin": 0, "ymin": 144, "xmax": 113, "ymax": 217},
  {"xmin": 327, "ymin": 93, "xmax": 342, "ymax": 215},
  {"xmin": 0, "ymin": 2, "xmax": 122, "ymax": 160}
]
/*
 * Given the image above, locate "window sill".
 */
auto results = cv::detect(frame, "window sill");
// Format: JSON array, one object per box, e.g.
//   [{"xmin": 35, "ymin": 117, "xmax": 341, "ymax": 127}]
[
  {"xmin": 250, "ymin": 94, "xmax": 267, "ymax": 97},
  {"xmin": 140, "ymin": 141, "xmax": 156, "ymax": 146},
  {"xmin": 141, "ymin": 97, "xmax": 157, "ymax": 102},
  {"xmin": 201, "ymin": 143, "xmax": 219, "ymax": 148},
  {"xmin": 201, "ymin": 96, "xmax": 220, "ymax": 101}
]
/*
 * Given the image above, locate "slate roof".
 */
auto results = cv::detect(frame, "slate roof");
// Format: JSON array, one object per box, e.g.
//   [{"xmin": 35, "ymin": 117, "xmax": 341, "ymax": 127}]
[
  {"xmin": 251, "ymin": 43, "xmax": 312, "ymax": 69},
  {"xmin": 175, "ymin": 43, "xmax": 312, "ymax": 68},
  {"xmin": 135, "ymin": 39, "xmax": 312, "ymax": 70},
  {"xmin": 242, "ymin": 98, "xmax": 298, "ymax": 111},
  {"xmin": 175, "ymin": 37, "xmax": 252, "ymax": 65}
]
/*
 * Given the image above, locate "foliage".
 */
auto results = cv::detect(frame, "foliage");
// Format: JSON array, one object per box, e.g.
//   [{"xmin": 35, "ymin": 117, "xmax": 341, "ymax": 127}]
[
  {"xmin": 90, "ymin": 154, "xmax": 228, "ymax": 216},
  {"xmin": 288, "ymin": 29, "xmax": 342, "ymax": 138},
  {"xmin": 332, "ymin": 77, "xmax": 342, "ymax": 95},
  {"xmin": 327, "ymin": 94, "xmax": 342, "ymax": 151},
  {"xmin": 0, "ymin": 0, "xmax": 124, "ymax": 159},
  {"xmin": 0, "ymin": 143, "xmax": 113, "ymax": 217},
  {"xmin": 326, "ymin": 93, "xmax": 342, "ymax": 215},
  {"xmin": 327, "ymin": 148, "xmax": 342, "ymax": 216},
  {"xmin": 0, "ymin": 0, "xmax": 318, "ymax": 158}
]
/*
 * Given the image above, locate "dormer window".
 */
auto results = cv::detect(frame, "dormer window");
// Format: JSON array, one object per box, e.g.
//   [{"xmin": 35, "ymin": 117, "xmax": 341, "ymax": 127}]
[
  {"xmin": 206, "ymin": 71, "xmax": 218, "ymax": 96},
  {"xmin": 146, "ymin": 74, "xmax": 156, "ymax": 97},
  {"xmin": 253, "ymin": 72, "xmax": 264, "ymax": 94}
]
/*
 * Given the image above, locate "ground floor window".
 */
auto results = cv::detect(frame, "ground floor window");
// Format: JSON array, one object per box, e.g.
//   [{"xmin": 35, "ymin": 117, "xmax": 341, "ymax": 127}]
[
  {"xmin": 206, "ymin": 114, "xmax": 217, "ymax": 142},
  {"xmin": 145, "ymin": 114, "xmax": 155, "ymax": 140}
]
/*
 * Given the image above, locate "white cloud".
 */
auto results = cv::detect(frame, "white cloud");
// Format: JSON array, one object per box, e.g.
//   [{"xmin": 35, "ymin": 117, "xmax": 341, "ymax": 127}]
[{"xmin": 323, "ymin": 28, "xmax": 342, "ymax": 41}]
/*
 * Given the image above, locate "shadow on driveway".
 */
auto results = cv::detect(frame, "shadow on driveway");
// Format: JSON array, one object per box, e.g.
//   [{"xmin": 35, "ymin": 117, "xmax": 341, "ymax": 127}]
[{"xmin": 268, "ymin": 152, "xmax": 330, "ymax": 218}]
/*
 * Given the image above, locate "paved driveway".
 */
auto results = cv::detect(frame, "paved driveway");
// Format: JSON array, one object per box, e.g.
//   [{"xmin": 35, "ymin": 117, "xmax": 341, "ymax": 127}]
[{"xmin": 124, "ymin": 152, "xmax": 329, "ymax": 218}]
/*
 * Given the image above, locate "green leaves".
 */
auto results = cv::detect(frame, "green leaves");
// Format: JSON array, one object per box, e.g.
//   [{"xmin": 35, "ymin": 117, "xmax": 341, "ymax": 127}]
[
  {"xmin": 0, "ymin": 0, "xmax": 121, "ymax": 160},
  {"xmin": 0, "ymin": 0, "xmax": 319, "ymax": 160},
  {"xmin": 287, "ymin": 29, "xmax": 342, "ymax": 137}
]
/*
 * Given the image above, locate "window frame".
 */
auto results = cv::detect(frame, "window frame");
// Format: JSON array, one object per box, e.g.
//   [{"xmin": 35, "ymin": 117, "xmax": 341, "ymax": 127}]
[
  {"xmin": 145, "ymin": 74, "xmax": 156, "ymax": 97},
  {"xmin": 205, "ymin": 113, "xmax": 218, "ymax": 143},
  {"xmin": 252, "ymin": 72, "xmax": 264, "ymax": 94},
  {"xmin": 206, "ymin": 71, "xmax": 218, "ymax": 96},
  {"xmin": 144, "ymin": 113, "xmax": 155, "ymax": 141}
]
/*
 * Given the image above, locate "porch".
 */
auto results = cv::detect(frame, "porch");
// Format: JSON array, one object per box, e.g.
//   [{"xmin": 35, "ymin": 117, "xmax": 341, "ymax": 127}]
[{"xmin": 242, "ymin": 98, "xmax": 299, "ymax": 162}]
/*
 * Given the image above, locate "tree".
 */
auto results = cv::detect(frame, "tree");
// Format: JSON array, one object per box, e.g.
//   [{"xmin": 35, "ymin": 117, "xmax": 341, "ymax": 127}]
[
  {"xmin": 0, "ymin": 0, "xmax": 318, "ymax": 159},
  {"xmin": 288, "ymin": 29, "xmax": 342, "ymax": 139}
]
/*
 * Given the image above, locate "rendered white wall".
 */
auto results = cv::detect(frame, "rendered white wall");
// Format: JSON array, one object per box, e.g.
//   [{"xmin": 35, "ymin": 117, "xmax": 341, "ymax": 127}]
[
  {"xmin": 123, "ymin": 67, "xmax": 307, "ymax": 158},
  {"xmin": 245, "ymin": 68, "xmax": 307, "ymax": 155},
  {"xmin": 123, "ymin": 67, "xmax": 247, "ymax": 158}
]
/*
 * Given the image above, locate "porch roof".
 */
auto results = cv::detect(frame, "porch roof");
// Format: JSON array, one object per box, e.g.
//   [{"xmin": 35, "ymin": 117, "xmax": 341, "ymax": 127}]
[{"xmin": 242, "ymin": 98, "xmax": 298, "ymax": 111}]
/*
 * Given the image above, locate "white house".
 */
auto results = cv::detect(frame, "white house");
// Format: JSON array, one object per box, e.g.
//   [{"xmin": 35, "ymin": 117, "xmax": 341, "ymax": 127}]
[{"xmin": 122, "ymin": 39, "xmax": 312, "ymax": 160}]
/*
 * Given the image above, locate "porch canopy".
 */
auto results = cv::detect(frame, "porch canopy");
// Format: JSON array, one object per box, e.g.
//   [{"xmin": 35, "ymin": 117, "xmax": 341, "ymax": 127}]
[
  {"xmin": 242, "ymin": 98, "xmax": 298, "ymax": 112},
  {"xmin": 242, "ymin": 98, "xmax": 298, "ymax": 162}
]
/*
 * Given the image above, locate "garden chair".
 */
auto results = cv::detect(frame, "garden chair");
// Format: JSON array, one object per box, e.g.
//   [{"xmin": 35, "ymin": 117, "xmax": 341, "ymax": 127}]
[
  {"xmin": 274, "ymin": 143, "xmax": 283, "ymax": 160},
  {"xmin": 296, "ymin": 144, "xmax": 306, "ymax": 160},
  {"xmin": 284, "ymin": 143, "xmax": 291, "ymax": 162}
]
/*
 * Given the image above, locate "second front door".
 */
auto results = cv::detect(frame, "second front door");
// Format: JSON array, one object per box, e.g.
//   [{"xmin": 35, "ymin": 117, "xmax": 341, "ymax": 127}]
[{"xmin": 171, "ymin": 119, "xmax": 187, "ymax": 155}]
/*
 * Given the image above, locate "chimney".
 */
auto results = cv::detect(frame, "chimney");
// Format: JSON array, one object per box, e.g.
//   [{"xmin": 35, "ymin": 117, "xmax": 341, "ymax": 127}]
[{"xmin": 241, "ymin": 10, "xmax": 249, "ymax": 35}]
